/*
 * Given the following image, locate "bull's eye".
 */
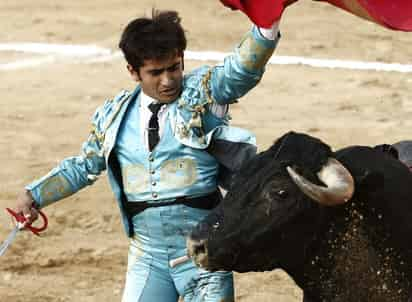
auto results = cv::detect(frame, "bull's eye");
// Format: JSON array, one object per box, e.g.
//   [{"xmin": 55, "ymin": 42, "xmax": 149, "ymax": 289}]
[{"xmin": 277, "ymin": 190, "xmax": 288, "ymax": 199}]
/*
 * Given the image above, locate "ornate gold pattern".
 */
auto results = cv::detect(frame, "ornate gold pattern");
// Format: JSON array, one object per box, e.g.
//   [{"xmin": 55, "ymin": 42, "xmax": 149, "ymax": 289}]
[
  {"xmin": 159, "ymin": 158, "xmax": 197, "ymax": 189},
  {"xmin": 39, "ymin": 175, "xmax": 73, "ymax": 203},
  {"xmin": 92, "ymin": 93, "xmax": 131, "ymax": 146},
  {"xmin": 123, "ymin": 164, "xmax": 149, "ymax": 194},
  {"xmin": 238, "ymin": 32, "xmax": 274, "ymax": 71},
  {"xmin": 201, "ymin": 68, "xmax": 216, "ymax": 106}
]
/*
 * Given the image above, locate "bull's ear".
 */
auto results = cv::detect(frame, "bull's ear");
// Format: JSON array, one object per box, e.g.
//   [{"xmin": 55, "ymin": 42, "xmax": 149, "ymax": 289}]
[{"xmin": 357, "ymin": 170, "xmax": 384, "ymax": 193}]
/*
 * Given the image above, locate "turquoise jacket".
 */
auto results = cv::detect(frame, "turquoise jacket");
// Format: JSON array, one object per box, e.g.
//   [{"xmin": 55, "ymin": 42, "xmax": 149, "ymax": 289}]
[{"xmin": 26, "ymin": 26, "xmax": 280, "ymax": 236}]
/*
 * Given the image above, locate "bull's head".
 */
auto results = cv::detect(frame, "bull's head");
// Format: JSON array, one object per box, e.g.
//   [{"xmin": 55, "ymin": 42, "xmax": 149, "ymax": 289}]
[{"xmin": 187, "ymin": 132, "xmax": 354, "ymax": 273}]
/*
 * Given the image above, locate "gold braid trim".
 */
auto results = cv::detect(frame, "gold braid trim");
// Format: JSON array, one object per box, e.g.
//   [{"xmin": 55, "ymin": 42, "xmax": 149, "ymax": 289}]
[
  {"xmin": 201, "ymin": 68, "xmax": 216, "ymax": 106},
  {"xmin": 90, "ymin": 125, "xmax": 104, "ymax": 145},
  {"xmin": 92, "ymin": 94, "xmax": 131, "ymax": 145},
  {"xmin": 39, "ymin": 175, "xmax": 73, "ymax": 204}
]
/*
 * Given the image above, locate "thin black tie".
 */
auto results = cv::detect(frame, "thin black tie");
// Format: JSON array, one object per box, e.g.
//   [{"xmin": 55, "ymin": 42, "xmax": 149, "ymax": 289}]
[{"xmin": 148, "ymin": 102, "xmax": 163, "ymax": 151}]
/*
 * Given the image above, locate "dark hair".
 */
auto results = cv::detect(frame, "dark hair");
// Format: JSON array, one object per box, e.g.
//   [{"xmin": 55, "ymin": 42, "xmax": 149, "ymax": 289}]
[{"xmin": 119, "ymin": 9, "xmax": 187, "ymax": 71}]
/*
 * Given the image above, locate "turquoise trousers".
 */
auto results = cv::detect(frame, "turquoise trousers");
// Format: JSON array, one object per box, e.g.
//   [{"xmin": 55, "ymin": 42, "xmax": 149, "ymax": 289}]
[{"xmin": 121, "ymin": 204, "xmax": 234, "ymax": 302}]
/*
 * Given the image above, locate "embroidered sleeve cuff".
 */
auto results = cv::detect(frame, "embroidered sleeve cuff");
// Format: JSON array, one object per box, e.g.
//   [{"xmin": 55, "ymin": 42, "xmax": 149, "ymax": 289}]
[
  {"xmin": 25, "ymin": 169, "xmax": 75, "ymax": 208},
  {"xmin": 235, "ymin": 26, "xmax": 280, "ymax": 72}
]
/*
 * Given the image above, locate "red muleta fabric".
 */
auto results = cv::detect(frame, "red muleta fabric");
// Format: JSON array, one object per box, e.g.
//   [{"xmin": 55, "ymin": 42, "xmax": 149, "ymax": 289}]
[
  {"xmin": 220, "ymin": 0, "xmax": 286, "ymax": 28},
  {"xmin": 320, "ymin": 0, "xmax": 412, "ymax": 31},
  {"xmin": 220, "ymin": 0, "xmax": 412, "ymax": 31}
]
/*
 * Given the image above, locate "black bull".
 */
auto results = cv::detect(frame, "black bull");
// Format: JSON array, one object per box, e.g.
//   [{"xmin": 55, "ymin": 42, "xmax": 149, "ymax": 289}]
[{"xmin": 187, "ymin": 132, "xmax": 412, "ymax": 302}]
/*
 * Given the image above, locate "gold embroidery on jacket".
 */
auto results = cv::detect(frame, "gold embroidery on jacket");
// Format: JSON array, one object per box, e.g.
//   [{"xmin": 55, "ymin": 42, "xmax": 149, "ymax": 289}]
[
  {"xmin": 238, "ymin": 32, "xmax": 274, "ymax": 70},
  {"xmin": 123, "ymin": 164, "xmax": 149, "ymax": 194},
  {"xmin": 92, "ymin": 93, "xmax": 131, "ymax": 146},
  {"xmin": 202, "ymin": 69, "xmax": 216, "ymax": 106},
  {"xmin": 159, "ymin": 158, "xmax": 197, "ymax": 190},
  {"xmin": 39, "ymin": 175, "xmax": 72, "ymax": 202}
]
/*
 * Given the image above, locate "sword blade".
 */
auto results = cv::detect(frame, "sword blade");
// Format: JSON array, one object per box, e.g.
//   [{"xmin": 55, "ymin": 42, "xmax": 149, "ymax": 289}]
[{"xmin": 0, "ymin": 226, "xmax": 19, "ymax": 256}]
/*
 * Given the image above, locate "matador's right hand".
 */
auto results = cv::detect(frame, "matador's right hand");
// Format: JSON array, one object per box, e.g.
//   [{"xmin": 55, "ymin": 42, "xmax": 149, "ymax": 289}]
[{"xmin": 14, "ymin": 189, "xmax": 39, "ymax": 226}]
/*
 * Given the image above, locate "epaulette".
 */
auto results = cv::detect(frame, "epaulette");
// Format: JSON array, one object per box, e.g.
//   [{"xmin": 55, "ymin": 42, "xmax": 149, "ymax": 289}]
[{"xmin": 92, "ymin": 90, "xmax": 131, "ymax": 144}]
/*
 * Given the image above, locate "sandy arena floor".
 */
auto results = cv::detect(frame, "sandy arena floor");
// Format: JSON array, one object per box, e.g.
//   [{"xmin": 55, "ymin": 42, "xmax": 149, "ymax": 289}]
[{"xmin": 0, "ymin": 1, "xmax": 411, "ymax": 301}]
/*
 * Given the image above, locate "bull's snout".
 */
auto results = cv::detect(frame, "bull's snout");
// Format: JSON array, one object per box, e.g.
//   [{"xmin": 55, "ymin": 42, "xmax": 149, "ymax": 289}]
[{"xmin": 187, "ymin": 236, "xmax": 209, "ymax": 268}]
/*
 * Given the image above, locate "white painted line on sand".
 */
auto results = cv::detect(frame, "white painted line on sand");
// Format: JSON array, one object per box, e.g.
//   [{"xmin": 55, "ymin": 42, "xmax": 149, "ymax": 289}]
[
  {"xmin": 0, "ymin": 56, "xmax": 56, "ymax": 71},
  {"xmin": 185, "ymin": 50, "xmax": 412, "ymax": 73},
  {"xmin": 270, "ymin": 55, "xmax": 412, "ymax": 73},
  {"xmin": 1, "ymin": 42, "xmax": 412, "ymax": 73},
  {"xmin": 0, "ymin": 43, "xmax": 111, "ymax": 57},
  {"xmin": 85, "ymin": 51, "xmax": 123, "ymax": 63}
]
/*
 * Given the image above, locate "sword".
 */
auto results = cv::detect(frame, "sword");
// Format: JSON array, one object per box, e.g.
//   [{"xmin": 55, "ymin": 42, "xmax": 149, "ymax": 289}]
[
  {"xmin": 0, "ymin": 222, "xmax": 24, "ymax": 256},
  {"xmin": 0, "ymin": 208, "xmax": 48, "ymax": 257}
]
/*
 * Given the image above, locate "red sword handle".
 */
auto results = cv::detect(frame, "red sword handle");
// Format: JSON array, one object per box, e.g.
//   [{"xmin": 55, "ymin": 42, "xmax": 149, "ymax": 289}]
[{"xmin": 5, "ymin": 208, "xmax": 48, "ymax": 236}]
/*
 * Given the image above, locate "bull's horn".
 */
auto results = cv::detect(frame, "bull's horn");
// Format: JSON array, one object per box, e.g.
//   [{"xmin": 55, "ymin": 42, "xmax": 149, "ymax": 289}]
[{"xmin": 286, "ymin": 158, "xmax": 354, "ymax": 206}]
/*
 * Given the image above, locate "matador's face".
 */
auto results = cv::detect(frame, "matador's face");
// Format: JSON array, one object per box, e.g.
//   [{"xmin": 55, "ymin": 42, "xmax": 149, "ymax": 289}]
[{"xmin": 128, "ymin": 53, "xmax": 183, "ymax": 103}]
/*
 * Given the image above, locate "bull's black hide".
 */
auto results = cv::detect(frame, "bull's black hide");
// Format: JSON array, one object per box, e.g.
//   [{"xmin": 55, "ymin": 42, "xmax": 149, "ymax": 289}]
[{"xmin": 188, "ymin": 132, "xmax": 412, "ymax": 302}]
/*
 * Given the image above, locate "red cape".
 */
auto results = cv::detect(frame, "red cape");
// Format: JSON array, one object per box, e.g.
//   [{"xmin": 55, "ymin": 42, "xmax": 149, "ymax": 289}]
[
  {"xmin": 221, "ymin": 0, "xmax": 288, "ymax": 28},
  {"xmin": 221, "ymin": 0, "xmax": 412, "ymax": 31}
]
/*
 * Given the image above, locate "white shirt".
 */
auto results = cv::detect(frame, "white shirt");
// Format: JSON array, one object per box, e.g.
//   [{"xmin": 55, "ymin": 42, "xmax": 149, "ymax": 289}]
[
  {"xmin": 139, "ymin": 91, "xmax": 168, "ymax": 151},
  {"xmin": 259, "ymin": 21, "xmax": 280, "ymax": 40}
]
